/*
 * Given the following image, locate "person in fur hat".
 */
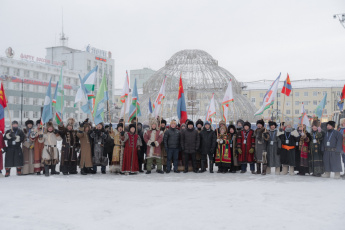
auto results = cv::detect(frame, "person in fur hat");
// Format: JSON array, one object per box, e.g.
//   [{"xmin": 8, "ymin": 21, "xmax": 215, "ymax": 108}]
[
  {"xmin": 236, "ymin": 121, "xmax": 255, "ymax": 174},
  {"xmin": 38, "ymin": 121, "xmax": 62, "ymax": 176},
  {"xmin": 121, "ymin": 123, "xmax": 142, "ymax": 174},
  {"xmin": 236, "ymin": 119, "xmax": 244, "ymax": 132},
  {"xmin": 321, "ymin": 120, "xmax": 343, "ymax": 179},
  {"xmin": 58, "ymin": 118, "xmax": 79, "ymax": 175},
  {"xmin": 266, "ymin": 121, "xmax": 281, "ymax": 175},
  {"xmin": 90, "ymin": 122, "xmax": 109, "ymax": 174},
  {"xmin": 159, "ymin": 118, "xmax": 168, "ymax": 172},
  {"xmin": 215, "ymin": 125, "xmax": 230, "ymax": 173},
  {"xmin": 278, "ymin": 121, "xmax": 299, "ymax": 175},
  {"xmin": 22, "ymin": 119, "xmax": 35, "ymax": 175},
  {"xmin": 200, "ymin": 121, "xmax": 217, "ymax": 173},
  {"xmin": 109, "ymin": 123, "xmax": 125, "ymax": 174},
  {"xmin": 77, "ymin": 119, "xmax": 93, "ymax": 175},
  {"xmin": 136, "ymin": 122, "xmax": 146, "ymax": 173},
  {"xmin": 295, "ymin": 124, "xmax": 311, "ymax": 176},
  {"xmin": 254, "ymin": 119, "xmax": 270, "ymax": 175},
  {"xmin": 181, "ymin": 120, "xmax": 200, "ymax": 173},
  {"xmin": 33, "ymin": 120, "xmax": 44, "ymax": 175},
  {"xmin": 227, "ymin": 124, "xmax": 239, "ymax": 172},
  {"xmin": 163, "ymin": 119, "xmax": 181, "ymax": 173},
  {"xmin": 144, "ymin": 118, "xmax": 164, "ymax": 174},
  {"xmin": 309, "ymin": 118, "xmax": 324, "ymax": 177},
  {"xmin": 195, "ymin": 119, "xmax": 204, "ymax": 171},
  {"xmin": 4, "ymin": 121, "xmax": 25, "ymax": 177}
]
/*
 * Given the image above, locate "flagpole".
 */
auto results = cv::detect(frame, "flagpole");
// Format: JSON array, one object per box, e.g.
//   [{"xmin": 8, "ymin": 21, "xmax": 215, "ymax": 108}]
[
  {"xmin": 320, "ymin": 109, "xmax": 324, "ymax": 127},
  {"xmin": 282, "ymin": 94, "xmax": 286, "ymax": 122},
  {"xmin": 292, "ymin": 89, "xmax": 294, "ymax": 125},
  {"xmin": 136, "ymin": 106, "xmax": 138, "ymax": 135},
  {"xmin": 2, "ymin": 81, "xmax": 13, "ymax": 132}
]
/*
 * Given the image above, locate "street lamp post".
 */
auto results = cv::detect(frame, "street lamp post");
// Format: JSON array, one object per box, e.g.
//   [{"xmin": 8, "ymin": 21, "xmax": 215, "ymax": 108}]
[{"xmin": 334, "ymin": 13, "xmax": 345, "ymax": 29}]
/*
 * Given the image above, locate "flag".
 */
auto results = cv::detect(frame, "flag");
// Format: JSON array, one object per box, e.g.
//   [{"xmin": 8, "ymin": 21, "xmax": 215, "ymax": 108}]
[
  {"xmin": 93, "ymin": 74, "xmax": 108, "ymax": 125},
  {"xmin": 177, "ymin": 75, "xmax": 187, "ymax": 124},
  {"xmin": 206, "ymin": 93, "xmax": 216, "ymax": 123},
  {"xmin": 77, "ymin": 74, "xmax": 92, "ymax": 114},
  {"xmin": 315, "ymin": 93, "xmax": 327, "ymax": 118},
  {"xmin": 128, "ymin": 79, "xmax": 141, "ymax": 122},
  {"xmin": 42, "ymin": 78, "xmax": 53, "ymax": 124},
  {"xmin": 281, "ymin": 73, "xmax": 292, "ymax": 96},
  {"xmin": 84, "ymin": 65, "xmax": 98, "ymax": 92},
  {"xmin": 300, "ymin": 103, "xmax": 310, "ymax": 127},
  {"xmin": 221, "ymin": 79, "xmax": 234, "ymax": 122},
  {"xmin": 120, "ymin": 71, "xmax": 130, "ymax": 118},
  {"xmin": 148, "ymin": 97, "xmax": 153, "ymax": 115},
  {"xmin": 0, "ymin": 82, "xmax": 8, "ymax": 133},
  {"xmin": 153, "ymin": 76, "xmax": 167, "ymax": 118},
  {"xmin": 52, "ymin": 81, "xmax": 58, "ymax": 107},
  {"xmin": 337, "ymin": 84, "xmax": 345, "ymax": 111},
  {"xmin": 254, "ymin": 73, "xmax": 281, "ymax": 116},
  {"xmin": 55, "ymin": 68, "xmax": 64, "ymax": 124}
]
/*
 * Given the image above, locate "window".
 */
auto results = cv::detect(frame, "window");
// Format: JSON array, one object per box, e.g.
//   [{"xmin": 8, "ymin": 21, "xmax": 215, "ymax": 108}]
[
  {"xmin": 278, "ymin": 101, "xmax": 281, "ymax": 106},
  {"xmin": 14, "ymin": 68, "xmax": 20, "ymax": 76},
  {"xmin": 313, "ymin": 91, "xmax": 317, "ymax": 96},
  {"xmin": 13, "ymin": 97, "xmax": 19, "ymax": 104},
  {"xmin": 313, "ymin": 100, "xmax": 317, "ymax": 105},
  {"xmin": 286, "ymin": 110, "xmax": 291, "ymax": 115},
  {"xmin": 251, "ymin": 97, "xmax": 256, "ymax": 103},
  {"xmin": 33, "ymin": 111, "xmax": 38, "ymax": 118},
  {"xmin": 295, "ymin": 92, "xmax": 299, "ymax": 97},
  {"xmin": 259, "ymin": 93, "xmax": 264, "ymax": 98},
  {"xmin": 66, "ymin": 77, "xmax": 70, "ymax": 84},
  {"xmin": 295, "ymin": 101, "xmax": 299, "ymax": 106},
  {"xmin": 303, "ymin": 101, "xmax": 309, "ymax": 105},
  {"xmin": 42, "ymin": 73, "xmax": 47, "ymax": 81},
  {"xmin": 33, "ymin": 72, "xmax": 39, "ymax": 79},
  {"xmin": 243, "ymin": 94, "xmax": 247, "ymax": 97},
  {"xmin": 24, "ymin": 84, "xmax": 30, "ymax": 91},
  {"xmin": 295, "ymin": 109, "xmax": 299, "ymax": 114},
  {"xmin": 13, "ymin": 111, "xmax": 19, "ymax": 118},
  {"xmin": 304, "ymin": 92, "xmax": 308, "ymax": 96},
  {"xmin": 14, "ymin": 83, "xmax": 20, "ymax": 90},
  {"xmin": 24, "ymin": 70, "xmax": 30, "ymax": 78},
  {"xmin": 277, "ymin": 93, "xmax": 280, "ymax": 98},
  {"xmin": 33, "ymin": 98, "xmax": 38, "ymax": 106},
  {"xmin": 305, "ymin": 109, "xmax": 309, "ymax": 114},
  {"xmin": 24, "ymin": 111, "xmax": 29, "ymax": 118},
  {"xmin": 286, "ymin": 102, "xmax": 290, "ymax": 106},
  {"xmin": 4, "ymin": 67, "xmax": 9, "ymax": 74},
  {"xmin": 33, "ymin": 85, "xmax": 38, "ymax": 92},
  {"xmin": 323, "ymin": 91, "xmax": 327, "ymax": 96}
]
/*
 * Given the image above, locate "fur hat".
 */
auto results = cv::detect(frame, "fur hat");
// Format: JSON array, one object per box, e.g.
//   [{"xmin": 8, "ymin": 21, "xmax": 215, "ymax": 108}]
[
  {"xmin": 311, "ymin": 118, "xmax": 320, "ymax": 127},
  {"xmin": 236, "ymin": 119, "xmax": 244, "ymax": 127},
  {"xmin": 46, "ymin": 121, "xmax": 54, "ymax": 129},
  {"xmin": 25, "ymin": 119, "xmax": 34, "ymax": 126},
  {"xmin": 187, "ymin": 120, "xmax": 194, "ymax": 127},
  {"xmin": 327, "ymin": 121, "xmax": 336, "ymax": 128},
  {"xmin": 196, "ymin": 119, "xmax": 204, "ymax": 127},
  {"xmin": 340, "ymin": 118, "xmax": 345, "ymax": 126},
  {"xmin": 268, "ymin": 121, "xmax": 277, "ymax": 128},
  {"xmin": 243, "ymin": 121, "xmax": 251, "ymax": 128},
  {"xmin": 67, "ymin": 118, "xmax": 76, "ymax": 127},
  {"xmin": 170, "ymin": 120, "xmax": 177, "ymax": 126},
  {"xmin": 285, "ymin": 121, "xmax": 292, "ymax": 127},
  {"xmin": 150, "ymin": 117, "xmax": 158, "ymax": 127},
  {"xmin": 228, "ymin": 124, "xmax": 236, "ymax": 133},
  {"xmin": 181, "ymin": 123, "xmax": 186, "ymax": 129},
  {"xmin": 220, "ymin": 126, "xmax": 227, "ymax": 133},
  {"xmin": 36, "ymin": 119, "xmax": 41, "ymax": 125},
  {"xmin": 219, "ymin": 120, "xmax": 226, "ymax": 127},
  {"xmin": 160, "ymin": 119, "xmax": 167, "ymax": 125},
  {"xmin": 256, "ymin": 119, "xmax": 265, "ymax": 127},
  {"xmin": 116, "ymin": 123, "xmax": 124, "ymax": 130},
  {"xmin": 204, "ymin": 121, "xmax": 211, "ymax": 126},
  {"xmin": 12, "ymin": 120, "xmax": 18, "ymax": 125},
  {"xmin": 129, "ymin": 123, "xmax": 136, "ymax": 131}
]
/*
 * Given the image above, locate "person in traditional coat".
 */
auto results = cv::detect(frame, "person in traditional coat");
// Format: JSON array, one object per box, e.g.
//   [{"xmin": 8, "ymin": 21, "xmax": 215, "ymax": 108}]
[
  {"xmin": 254, "ymin": 119, "xmax": 270, "ymax": 175},
  {"xmin": 163, "ymin": 119, "xmax": 181, "ymax": 173},
  {"xmin": 159, "ymin": 119, "xmax": 168, "ymax": 172},
  {"xmin": 278, "ymin": 121, "xmax": 299, "ymax": 175},
  {"xmin": 195, "ymin": 119, "xmax": 204, "ymax": 172},
  {"xmin": 199, "ymin": 121, "xmax": 217, "ymax": 173},
  {"xmin": 33, "ymin": 120, "xmax": 44, "ymax": 175},
  {"xmin": 266, "ymin": 121, "xmax": 281, "ymax": 175},
  {"xmin": 309, "ymin": 118, "xmax": 324, "ymax": 177},
  {"xmin": 338, "ymin": 118, "xmax": 345, "ymax": 178},
  {"xmin": 237, "ymin": 121, "xmax": 255, "ymax": 174},
  {"xmin": 39, "ymin": 121, "xmax": 62, "ymax": 176},
  {"xmin": 58, "ymin": 118, "xmax": 79, "ymax": 175},
  {"xmin": 295, "ymin": 124, "xmax": 311, "ymax": 176},
  {"xmin": 137, "ymin": 122, "xmax": 146, "ymax": 173},
  {"xmin": 121, "ymin": 124, "xmax": 142, "ymax": 175},
  {"xmin": 181, "ymin": 120, "xmax": 200, "ymax": 173},
  {"xmin": 144, "ymin": 118, "xmax": 164, "ymax": 174},
  {"xmin": 22, "ymin": 119, "xmax": 35, "ymax": 175},
  {"xmin": 228, "ymin": 124, "xmax": 239, "ymax": 173},
  {"xmin": 109, "ymin": 123, "xmax": 125, "ymax": 174},
  {"xmin": 104, "ymin": 124, "xmax": 115, "ymax": 168},
  {"xmin": 236, "ymin": 119, "xmax": 244, "ymax": 133},
  {"xmin": 90, "ymin": 122, "xmax": 108, "ymax": 174},
  {"xmin": 215, "ymin": 125, "xmax": 231, "ymax": 173},
  {"xmin": 4, "ymin": 121, "xmax": 25, "ymax": 177},
  {"xmin": 0, "ymin": 131, "xmax": 6, "ymax": 177},
  {"xmin": 76, "ymin": 119, "xmax": 93, "ymax": 175},
  {"xmin": 321, "ymin": 121, "xmax": 343, "ymax": 179}
]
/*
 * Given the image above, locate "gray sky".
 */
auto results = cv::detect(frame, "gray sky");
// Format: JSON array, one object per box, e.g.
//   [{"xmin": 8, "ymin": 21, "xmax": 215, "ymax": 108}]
[{"xmin": 1, "ymin": 0, "xmax": 344, "ymax": 89}]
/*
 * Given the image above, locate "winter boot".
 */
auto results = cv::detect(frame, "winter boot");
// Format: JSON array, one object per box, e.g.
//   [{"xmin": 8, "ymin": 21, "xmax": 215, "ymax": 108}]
[
  {"xmin": 200, "ymin": 160, "xmax": 206, "ymax": 173},
  {"xmin": 256, "ymin": 163, "xmax": 261, "ymax": 175},
  {"xmin": 163, "ymin": 165, "xmax": 167, "ymax": 172},
  {"xmin": 81, "ymin": 168, "xmax": 87, "ymax": 175},
  {"xmin": 16, "ymin": 167, "xmax": 22, "ymax": 176},
  {"xmin": 262, "ymin": 164, "xmax": 267, "ymax": 175},
  {"xmin": 51, "ymin": 165, "xmax": 60, "ymax": 175},
  {"xmin": 275, "ymin": 167, "xmax": 280, "ymax": 175},
  {"xmin": 44, "ymin": 165, "xmax": 50, "ymax": 177},
  {"xmin": 5, "ymin": 168, "xmax": 10, "ymax": 177},
  {"xmin": 334, "ymin": 172, "xmax": 341, "ymax": 179},
  {"xmin": 36, "ymin": 172, "xmax": 41, "ymax": 175},
  {"xmin": 289, "ymin": 166, "xmax": 295, "ymax": 175},
  {"xmin": 157, "ymin": 170, "xmax": 164, "ymax": 174},
  {"xmin": 322, "ymin": 172, "xmax": 331, "ymax": 178},
  {"xmin": 209, "ymin": 160, "xmax": 214, "ymax": 173},
  {"xmin": 217, "ymin": 166, "xmax": 222, "ymax": 173},
  {"xmin": 139, "ymin": 165, "xmax": 144, "ymax": 173},
  {"xmin": 146, "ymin": 171, "xmax": 151, "ymax": 174},
  {"xmin": 266, "ymin": 167, "xmax": 271, "ymax": 174},
  {"xmin": 281, "ymin": 165, "xmax": 288, "ymax": 175}
]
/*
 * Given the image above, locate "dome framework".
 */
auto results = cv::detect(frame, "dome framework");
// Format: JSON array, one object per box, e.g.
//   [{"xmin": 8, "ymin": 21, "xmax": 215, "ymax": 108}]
[{"xmin": 140, "ymin": 49, "xmax": 256, "ymax": 124}]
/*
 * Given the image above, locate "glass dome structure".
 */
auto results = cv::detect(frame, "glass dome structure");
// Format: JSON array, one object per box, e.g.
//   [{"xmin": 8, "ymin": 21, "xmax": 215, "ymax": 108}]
[{"xmin": 140, "ymin": 49, "xmax": 256, "ymax": 123}]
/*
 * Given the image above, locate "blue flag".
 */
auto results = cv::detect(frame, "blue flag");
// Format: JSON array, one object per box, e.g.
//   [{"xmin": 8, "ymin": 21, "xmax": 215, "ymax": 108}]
[
  {"xmin": 315, "ymin": 93, "xmax": 327, "ymax": 118},
  {"xmin": 42, "ymin": 78, "xmax": 53, "ymax": 124},
  {"xmin": 128, "ymin": 79, "xmax": 141, "ymax": 122},
  {"xmin": 148, "ymin": 97, "xmax": 153, "ymax": 115}
]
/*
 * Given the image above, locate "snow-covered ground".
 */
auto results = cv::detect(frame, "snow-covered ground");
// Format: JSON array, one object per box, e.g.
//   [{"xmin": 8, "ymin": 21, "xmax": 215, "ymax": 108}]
[{"xmin": 0, "ymin": 167, "xmax": 344, "ymax": 230}]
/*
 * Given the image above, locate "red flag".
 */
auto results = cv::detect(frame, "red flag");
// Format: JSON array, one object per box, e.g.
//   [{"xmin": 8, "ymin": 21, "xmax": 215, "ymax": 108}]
[
  {"xmin": 177, "ymin": 75, "xmax": 187, "ymax": 124},
  {"xmin": 0, "ymin": 82, "xmax": 8, "ymax": 133},
  {"xmin": 281, "ymin": 73, "xmax": 292, "ymax": 96}
]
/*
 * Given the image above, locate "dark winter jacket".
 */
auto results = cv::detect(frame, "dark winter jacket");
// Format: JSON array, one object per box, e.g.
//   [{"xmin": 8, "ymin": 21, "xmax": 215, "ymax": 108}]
[
  {"xmin": 199, "ymin": 128, "xmax": 217, "ymax": 156},
  {"xmin": 181, "ymin": 128, "xmax": 200, "ymax": 153},
  {"xmin": 163, "ymin": 127, "xmax": 181, "ymax": 149},
  {"xmin": 4, "ymin": 128, "xmax": 25, "ymax": 167}
]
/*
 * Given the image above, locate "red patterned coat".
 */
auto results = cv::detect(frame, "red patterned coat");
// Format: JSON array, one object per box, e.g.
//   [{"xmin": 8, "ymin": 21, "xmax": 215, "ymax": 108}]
[{"xmin": 236, "ymin": 129, "xmax": 255, "ymax": 163}]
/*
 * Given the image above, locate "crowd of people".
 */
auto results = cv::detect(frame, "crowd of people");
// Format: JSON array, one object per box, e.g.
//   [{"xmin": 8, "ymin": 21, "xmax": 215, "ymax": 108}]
[{"xmin": 0, "ymin": 116, "xmax": 344, "ymax": 179}]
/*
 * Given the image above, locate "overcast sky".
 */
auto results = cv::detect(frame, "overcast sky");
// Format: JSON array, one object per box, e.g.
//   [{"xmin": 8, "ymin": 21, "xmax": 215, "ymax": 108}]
[{"xmin": 1, "ymin": 0, "xmax": 344, "ymax": 89}]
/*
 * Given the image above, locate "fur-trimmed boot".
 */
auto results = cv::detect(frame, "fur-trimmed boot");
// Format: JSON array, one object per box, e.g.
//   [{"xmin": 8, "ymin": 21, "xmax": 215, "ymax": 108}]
[
  {"xmin": 334, "ymin": 172, "xmax": 341, "ymax": 179},
  {"xmin": 51, "ymin": 165, "xmax": 60, "ymax": 175},
  {"xmin": 261, "ymin": 164, "xmax": 267, "ymax": 175},
  {"xmin": 275, "ymin": 167, "xmax": 280, "ymax": 175},
  {"xmin": 16, "ymin": 167, "xmax": 22, "ymax": 176},
  {"xmin": 322, "ymin": 172, "xmax": 331, "ymax": 178},
  {"xmin": 289, "ymin": 166, "xmax": 295, "ymax": 176},
  {"xmin": 281, "ymin": 165, "xmax": 288, "ymax": 175},
  {"xmin": 266, "ymin": 167, "xmax": 271, "ymax": 174},
  {"xmin": 44, "ymin": 165, "xmax": 50, "ymax": 177},
  {"xmin": 5, "ymin": 168, "xmax": 11, "ymax": 177},
  {"xmin": 256, "ymin": 163, "xmax": 261, "ymax": 175}
]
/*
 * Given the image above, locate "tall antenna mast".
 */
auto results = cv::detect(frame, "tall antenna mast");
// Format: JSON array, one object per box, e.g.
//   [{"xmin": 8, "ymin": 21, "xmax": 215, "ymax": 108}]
[{"xmin": 60, "ymin": 7, "xmax": 68, "ymax": 46}]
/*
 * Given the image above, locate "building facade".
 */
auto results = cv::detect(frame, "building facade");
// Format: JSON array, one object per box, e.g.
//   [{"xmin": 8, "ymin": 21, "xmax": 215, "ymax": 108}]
[
  {"xmin": 242, "ymin": 79, "xmax": 345, "ymax": 123},
  {"xmin": 130, "ymin": 68, "xmax": 155, "ymax": 90}
]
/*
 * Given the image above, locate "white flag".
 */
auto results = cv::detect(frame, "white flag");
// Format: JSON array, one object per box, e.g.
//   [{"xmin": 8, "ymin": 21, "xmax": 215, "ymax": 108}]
[
  {"xmin": 221, "ymin": 79, "xmax": 234, "ymax": 122},
  {"xmin": 206, "ymin": 93, "xmax": 216, "ymax": 123},
  {"xmin": 120, "ymin": 71, "xmax": 130, "ymax": 117},
  {"xmin": 153, "ymin": 76, "xmax": 167, "ymax": 118},
  {"xmin": 300, "ymin": 103, "xmax": 310, "ymax": 127}
]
